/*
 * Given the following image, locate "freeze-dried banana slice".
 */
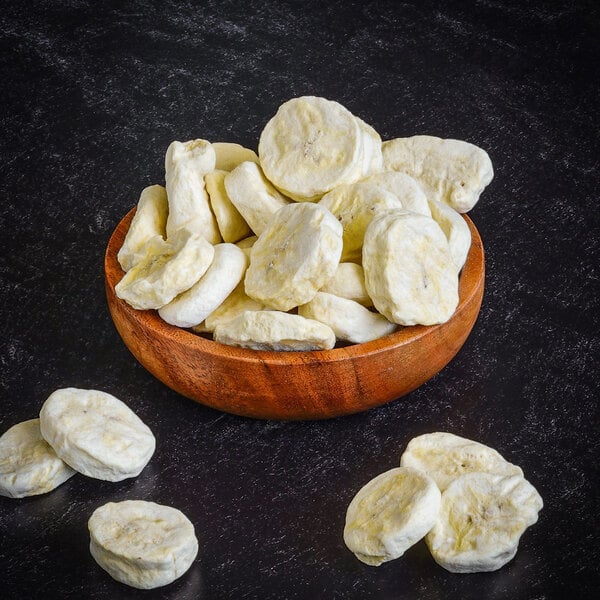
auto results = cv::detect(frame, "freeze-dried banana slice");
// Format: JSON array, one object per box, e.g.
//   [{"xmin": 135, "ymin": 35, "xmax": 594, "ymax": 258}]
[
  {"xmin": 212, "ymin": 141, "xmax": 259, "ymax": 171},
  {"xmin": 381, "ymin": 135, "xmax": 494, "ymax": 213},
  {"xmin": 159, "ymin": 243, "xmax": 248, "ymax": 328},
  {"xmin": 245, "ymin": 203, "xmax": 343, "ymax": 311},
  {"xmin": 363, "ymin": 210, "xmax": 459, "ymax": 325},
  {"xmin": 0, "ymin": 418, "xmax": 76, "ymax": 498},
  {"xmin": 115, "ymin": 228, "xmax": 214, "ymax": 310},
  {"xmin": 39, "ymin": 388, "xmax": 155, "ymax": 482},
  {"xmin": 344, "ymin": 467, "xmax": 441, "ymax": 566},
  {"xmin": 165, "ymin": 139, "xmax": 221, "ymax": 242},
  {"xmin": 400, "ymin": 432, "xmax": 523, "ymax": 492},
  {"xmin": 426, "ymin": 473, "xmax": 543, "ymax": 573},
  {"xmin": 361, "ymin": 171, "xmax": 431, "ymax": 217},
  {"xmin": 88, "ymin": 500, "xmax": 198, "ymax": 589},
  {"xmin": 118, "ymin": 185, "xmax": 168, "ymax": 272},
  {"xmin": 356, "ymin": 116, "xmax": 383, "ymax": 177},
  {"xmin": 259, "ymin": 96, "xmax": 364, "ymax": 201},
  {"xmin": 319, "ymin": 182, "xmax": 403, "ymax": 263},
  {"xmin": 214, "ymin": 310, "xmax": 336, "ymax": 351},
  {"xmin": 320, "ymin": 262, "xmax": 373, "ymax": 307},
  {"xmin": 224, "ymin": 161, "xmax": 292, "ymax": 235},
  {"xmin": 299, "ymin": 292, "xmax": 396, "ymax": 344},
  {"xmin": 427, "ymin": 199, "xmax": 472, "ymax": 271},
  {"xmin": 205, "ymin": 169, "xmax": 252, "ymax": 243}
]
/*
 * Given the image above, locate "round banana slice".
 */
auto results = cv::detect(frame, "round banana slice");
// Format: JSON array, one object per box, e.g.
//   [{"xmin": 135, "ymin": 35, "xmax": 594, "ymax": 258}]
[
  {"xmin": 0, "ymin": 418, "xmax": 76, "ymax": 498},
  {"xmin": 224, "ymin": 161, "xmax": 292, "ymax": 235},
  {"xmin": 426, "ymin": 473, "xmax": 543, "ymax": 573},
  {"xmin": 319, "ymin": 182, "xmax": 403, "ymax": 263},
  {"xmin": 381, "ymin": 135, "xmax": 494, "ymax": 213},
  {"xmin": 159, "ymin": 243, "xmax": 248, "ymax": 328},
  {"xmin": 299, "ymin": 292, "xmax": 396, "ymax": 344},
  {"xmin": 212, "ymin": 141, "xmax": 259, "ymax": 171},
  {"xmin": 320, "ymin": 262, "xmax": 373, "ymax": 307},
  {"xmin": 258, "ymin": 96, "xmax": 364, "ymax": 201},
  {"xmin": 214, "ymin": 310, "xmax": 336, "ymax": 351},
  {"xmin": 118, "ymin": 185, "xmax": 168, "ymax": 272},
  {"xmin": 360, "ymin": 171, "xmax": 431, "ymax": 217},
  {"xmin": 400, "ymin": 432, "xmax": 523, "ymax": 492},
  {"xmin": 115, "ymin": 228, "xmax": 215, "ymax": 310},
  {"xmin": 245, "ymin": 203, "xmax": 343, "ymax": 311},
  {"xmin": 39, "ymin": 388, "xmax": 155, "ymax": 482},
  {"xmin": 427, "ymin": 199, "xmax": 472, "ymax": 271},
  {"xmin": 344, "ymin": 467, "xmax": 441, "ymax": 566},
  {"xmin": 356, "ymin": 116, "xmax": 383, "ymax": 177},
  {"xmin": 363, "ymin": 210, "xmax": 459, "ymax": 326},
  {"xmin": 88, "ymin": 500, "xmax": 198, "ymax": 589}
]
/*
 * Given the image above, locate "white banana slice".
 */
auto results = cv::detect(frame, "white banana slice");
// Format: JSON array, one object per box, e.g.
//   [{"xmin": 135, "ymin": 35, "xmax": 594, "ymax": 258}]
[
  {"xmin": 224, "ymin": 161, "xmax": 292, "ymax": 235},
  {"xmin": 117, "ymin": 185, "xmax": 168, "ymax": 272},
  {"xmin": 214, "ymin": 310, "xmax": 336, "ymax": 351},
  {"xmin": 426, "ymin": 473, "xmax": 543, "ymax": 573},
  {"xmin": 205, "ymin": 169, "xmax": 252, "ymax": 243},
  {"xmin": 320, "ymin": 262, "xmax": 373, "ymax": 307},
  {"xmin": 381, "ymin": 135, "xmax": 494, "ymax": 213},
  {"xmin": 299, "ymin": 292, "xmax": 396, "ymax": 344},
  {"xmin": 258, "ymin": 96, "xmax": 364, "ymax": 201},
  {"xmin": 165, "ymin": 139, "xmax": 221, "ymax": 242},
  {"xmin": 245, "ymin": 203, "xmax": 343, "ymax": 311},
  {"xmin": 356, "ymin": 116, "xmax": 383, "ymax": 177},
  {"xmin": 0, "ymin": 418, "xmax": 76, "ymax": 498},
  {"xmin": 360, "ymin": 171, "xmax": 431, "ymax": 217},
  {"xmin": 39, "ymin": 388, "xmax": 155, "ymax": 482},
  {"xmin": 212, "ymin": 141, "xmax": 259, "ymax": 171},
  {"xmin": 319, "ymin": 182, "xmax": 403, "ymax": 263},
  {"xmin": 363, "ymin": 210, "xmax": 459, "ymax": 326},
  {"xmin": 88, "ymin": 500, "xmax": 198, "ymax": 589},
  {"xmin": 427, "ymin": 199, "xmax": 472, "ymax": 271},
  {"xmin": 115, "ymin": 228, "xmax": 215, "ymax": 310},
  {"xmin": 400, "ymin": 432, "xmax": 523, "ymax": 492},
  {"xmin": 159, "ymin": 243, "xmax": 248, "ymax": 328},
  {"xmin": 344, "ymin": 467, "xmax": 441, "ymax": 566}
]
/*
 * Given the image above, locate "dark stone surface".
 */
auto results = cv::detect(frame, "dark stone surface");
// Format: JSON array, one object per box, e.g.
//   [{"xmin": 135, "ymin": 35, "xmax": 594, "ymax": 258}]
[{"xmin": 0, "ymin": 1, "xmax": 598, "ymax": 598}]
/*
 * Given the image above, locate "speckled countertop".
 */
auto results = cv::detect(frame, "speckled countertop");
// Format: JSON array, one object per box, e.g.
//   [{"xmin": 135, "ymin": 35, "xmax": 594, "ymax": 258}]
[{"xmin": 0, "ymin": 1, "xmax": 598, "ymax": 598}]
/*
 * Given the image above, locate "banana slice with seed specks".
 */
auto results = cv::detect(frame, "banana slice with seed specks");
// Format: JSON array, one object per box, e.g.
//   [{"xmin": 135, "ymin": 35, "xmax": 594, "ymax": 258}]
[
  {"xmin": 426, "ymin": 473, "xmax": 543, "ymax": 573},
  {"xmin": 363, "ymin": 210, "xmax": 458, "ymax": 325},
  {"xmin": 0, "ymin": 419, "xmax": 76, "ymax": 498},
  {"xmin": 361, "ymin": 171, "xmax": 431, "ymax": 217},
  {"xmin": 117, "ymin": 185, "xmax": 168, "ymax": 272},
  {"xmin": 39, "ymin": 388, "xmax": 155, "ymax": 482},
  {"xmin": 115, "ymin": 228, "xmax": 215, "ymax": 310},
  {"xmin": 245, "ymin": 203, "xmax": 343, "ymax": 311},
  {"xmin": 320, "ymin": 262, "xmax": 373, "ymax": 307},
  {"xmin": 381, "ymin": 135, "xmax": 494, "ymax": 213},
  {"xmin": 165, "ymin": 139, "xmax": 221, "ymax": 243},
  {"xmin": 212, "ymin": 141, "xmax": 259, "ymax": 171},
  {"xmin": 427, "ymin": 199, "xmax": 472, "ymax": 271},
  {"xmin": 89, "ymin": 500, "xmax": 198, "ymax": 589},
  {"xmin": 400, "ymin": 432, "xmax": 523, "ymax": 492},
  {"xmin": 344, "ymin": 467, "xmax": 441, "ymax": 566},
  {"xmin": 159, "ymin": 243, "xmax": 248, "ymax": 328}
]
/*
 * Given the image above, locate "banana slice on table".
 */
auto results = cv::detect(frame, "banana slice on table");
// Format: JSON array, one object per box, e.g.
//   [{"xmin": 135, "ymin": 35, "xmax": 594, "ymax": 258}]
[
  {"xmin": 245, "ymin": 203, "xmax": 343, "ymax": 311},
  {"xmin": 320, "ymin": 262, "xmax": 373, "ymax": 307},
  {"xmin": 344, "ymin": 467, "xmax": 441, "ymax": 566},
  {"xmin": 426, "ymin": 473, "xmax": 543, "ymax": 573},
  {"xmin": 427, "ymin": 199, "xmax": 472, "ymax": 271},
  {"xmin": 88, "ymin": 500, "xmax": 198, "ymax": 589},
  {"xmin": 400, "ymin": 432, "xmax": 523, "ymax": 492},
  {"xmin": 212, "ymin": 141, "xmax": 259, "ymax": 171},
  {"xmin": 117, "ymin": 185, "xmax": 168, "ymax": 272},
  {"xmin": 360, "ymin": 171, "xmax": 431, "ymax": 217},
  {"xmin": 39, "ymin": 388, "xmax": 155, "ymax": 482},
  {"xmin": 381, "ymin": 135, "xmax": 494, "ymax": 213},
  {"xmin": 0, "ymin": 418, "xmax": 76, "ymax": 498},
  {"xmin": 159, "ymin": 243, "xmax": 248, "ymax": 328}
]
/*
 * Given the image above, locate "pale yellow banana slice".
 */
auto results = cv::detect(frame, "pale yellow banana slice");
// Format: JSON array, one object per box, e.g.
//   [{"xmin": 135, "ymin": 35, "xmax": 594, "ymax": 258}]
[
  {"xmin": 360, "ymin": 171, "xmax": 431, "ymax": 216},
  {"xmin": 212, "ymin": 141, "xmax": 259, "ymax": 171},
  {"xmin": 426, "ymin": 473, "xmax": 543, "ymax": 573},
  {"xmin": 427, "ymin": 199, "xmax": 472, "ymax": 271},
  {"xmin": 344, "ymin": 467, "xmax": 441, "ymax": 566},
  {"xmin": 245, "ymin": 203, "xmax": 343, "ymax": 311},
  {"xmin": 382, "ymin": 135, "xmax": 494, "ymax": 213},
  {"xmin": 320, "ymin": 262, "xmax": 373, "ymax": 307},
  {"xmin": 88, "ymin": 500, "xmax": 198, "ymax": 589}
]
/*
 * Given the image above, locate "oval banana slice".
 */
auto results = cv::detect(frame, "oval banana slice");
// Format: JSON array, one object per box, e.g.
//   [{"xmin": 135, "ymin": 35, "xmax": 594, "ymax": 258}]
[
  {"xmin": 212, "ymin": 141, "xmax": 259, "ymax": 171},
  {"xmin": 0, "ymin": 418, "xmax": 76, "ymax": 498},
  {"xmin": 427, "ymin": 199, "xmax": 472, "ymax": 271},
  {"xmin": 426, "ymin": 473, "xmax": 543, "ymax": 573},
  {"xmin": 88, "ymin": 500, "xmax": 198, "ymax": 589},
  {"xmin": 258, "ymin": 96, "xmax": 363, "ymax": 201},
  {"xmin": 245, "ymin": 203, "xmax": 343, "ymax": 311},
  {"xmin": 118, "ymin": 185, "xmax": 168, "ymax": 272},
  {"xmin": 39, "ymin": 388, "xmax": 155, "ymax": 482},
  {"xmin": 400, "ymin": 432, "xmax": 523, "ymax": 492},
  {"xmin": 320, "ymin": 262, "xmax": 373, "ymax": 307},
  {"xmin": 360, "ymin": 171, "xmax": 431, "ymax": 217},
  {"xmin": 159, "ymin": 243, "xmax": 248, "ymax": 328},
  {"xmin": 344, "ymin": 467, "xmax": 441, "ymax": 566}
]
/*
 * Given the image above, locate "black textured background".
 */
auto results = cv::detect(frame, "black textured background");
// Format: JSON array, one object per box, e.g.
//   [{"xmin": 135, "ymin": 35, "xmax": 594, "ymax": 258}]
[{"xmin": 1, "ymin": 1, "xmax": 598, "ymax": 598}]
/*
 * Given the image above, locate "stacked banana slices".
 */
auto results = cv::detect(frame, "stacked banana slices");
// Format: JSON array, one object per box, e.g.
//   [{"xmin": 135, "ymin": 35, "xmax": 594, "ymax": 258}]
[
  {"xmin": 344, "ymin": 432, "xmax": 543, "ymax": 573},
  {"xmin": 115, "ymin": 96, "xmax": 494, "ymax": 351}
]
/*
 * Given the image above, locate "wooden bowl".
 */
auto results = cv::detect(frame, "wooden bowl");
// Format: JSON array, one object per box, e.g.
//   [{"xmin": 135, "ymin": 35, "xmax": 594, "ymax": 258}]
[{"xmin": 105, "ymin": 208, "xmax": 484, "ymax": 420}]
